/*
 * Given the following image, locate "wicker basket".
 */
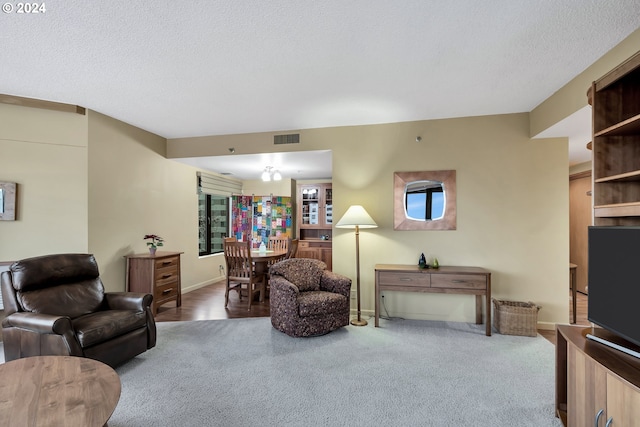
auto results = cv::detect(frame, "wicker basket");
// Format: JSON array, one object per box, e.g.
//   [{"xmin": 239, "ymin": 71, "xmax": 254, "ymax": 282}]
[{"xmin": 492, "ymin": 298, "xmax": 541, "ymax": 337}]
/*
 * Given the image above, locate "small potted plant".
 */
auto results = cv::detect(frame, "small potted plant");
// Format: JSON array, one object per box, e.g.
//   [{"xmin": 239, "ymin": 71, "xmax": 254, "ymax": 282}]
[{"xmin": 144, "ymin": 234, "xmax": 164, "ymax": 256}]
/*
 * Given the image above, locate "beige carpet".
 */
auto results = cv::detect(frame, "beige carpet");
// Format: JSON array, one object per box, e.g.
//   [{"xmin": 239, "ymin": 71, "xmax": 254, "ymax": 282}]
[{"xmin": 108, "ymin": 317, "xmax": 562, "ymax": 427}]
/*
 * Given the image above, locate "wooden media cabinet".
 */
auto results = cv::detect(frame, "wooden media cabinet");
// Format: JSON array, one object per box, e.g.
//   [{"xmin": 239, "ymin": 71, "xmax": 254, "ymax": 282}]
[{"xmin": 556, "ymin": 324, "xmax": 640, "ymax": 426}]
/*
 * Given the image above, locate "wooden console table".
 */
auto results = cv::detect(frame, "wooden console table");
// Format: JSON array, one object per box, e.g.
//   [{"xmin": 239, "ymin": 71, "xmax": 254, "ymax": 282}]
[{"xmin": 374, "ymin": 264, "xmax": 492, "ymax": 336}]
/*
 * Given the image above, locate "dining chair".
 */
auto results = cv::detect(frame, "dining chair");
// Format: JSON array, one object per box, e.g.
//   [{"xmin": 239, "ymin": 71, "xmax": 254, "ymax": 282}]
[
  {"xmin": 267, "ymin": 236, "xmax": 290, "ymax": 268},
  {"xmin": 265, "ymin": 237, "xmax": 291, "ymax": 297},
  {"xmin": 286, "ymin": 239, "xmax": 299, "ymax": 259},
  {"xmin": 223, "ymin": 240, "xmax": 265, "ymax": 311},
  {"xmin": 267, "ymin": 236, "xmax": 289, "ymax": 253}
]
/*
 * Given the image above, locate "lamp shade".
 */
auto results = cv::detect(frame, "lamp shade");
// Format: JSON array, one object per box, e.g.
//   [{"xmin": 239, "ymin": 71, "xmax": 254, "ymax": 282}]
[{"xmin": 335, "ymin": 205, "xmax": 378, "ymax": 229}]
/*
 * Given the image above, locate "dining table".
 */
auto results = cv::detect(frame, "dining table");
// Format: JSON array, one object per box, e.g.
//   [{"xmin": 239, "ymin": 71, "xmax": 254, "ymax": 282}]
[{"xmin": 251, "ymin": 249, "xmax": 288, "ymax": 275}]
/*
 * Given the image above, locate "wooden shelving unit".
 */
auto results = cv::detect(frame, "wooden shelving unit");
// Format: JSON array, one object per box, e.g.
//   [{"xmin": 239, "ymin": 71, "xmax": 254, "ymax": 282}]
[
  {"xmin": 295, "ymin": 183, "xmax": 332, "ymax": 270},
  {"xmin": 592, "ymin": 51, "xmax": 640, "ymax": 225}
]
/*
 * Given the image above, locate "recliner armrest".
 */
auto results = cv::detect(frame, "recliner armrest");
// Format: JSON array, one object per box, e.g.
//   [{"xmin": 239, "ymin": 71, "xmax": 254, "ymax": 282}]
[
  {"xmin": 2, "ymin": 312, "xmax": 73, "ymax": 335},
  {"xmin": 105, "ymin": 292, "xmax": 153, "ymax": 311},
  {"xmin": 269, "ymin": 276, "xmax": 300, "ymax": 303},
  {"xmin": 319, "ymin": 271, "xmax": 352, "ymax": 297}
]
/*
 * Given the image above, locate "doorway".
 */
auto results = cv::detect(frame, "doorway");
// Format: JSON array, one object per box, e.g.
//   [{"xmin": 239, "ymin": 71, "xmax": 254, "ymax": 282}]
[{"xmin": 569, "ymin": 170, "xmax": 591, "ymax": 295}]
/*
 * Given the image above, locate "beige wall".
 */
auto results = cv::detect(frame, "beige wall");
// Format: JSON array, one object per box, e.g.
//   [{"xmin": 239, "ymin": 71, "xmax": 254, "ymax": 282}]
[
  {"xmin": 168, "ymin": 113, "xmax": 569, "ymax": 328},
  {"xmin": 530, "ymin": 28, "xmax": 640, "ymax": 137},
  {"xmin": 570, "ymin": 161, "xmax": 592, "ymax": 176},
  {"xmin": 87, "ymin": 111, "xmax": 226, "ymax": 292},
  {"xmin": 0, "ymin": 103, "xmax": 88, "ymax": 260}
]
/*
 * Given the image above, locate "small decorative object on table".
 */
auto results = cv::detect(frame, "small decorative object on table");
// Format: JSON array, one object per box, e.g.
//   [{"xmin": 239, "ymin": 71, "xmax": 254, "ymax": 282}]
[
  {"xmin": 432, "ymin": 257, "xmax": 439, "ymax": 268},
  {"xmin": 418, "ymin": 253, "xmax": 428, "ymax": 269},
  {"xmin": 144, "ymin": 234, "xmax": 164, "ymax": 256}
]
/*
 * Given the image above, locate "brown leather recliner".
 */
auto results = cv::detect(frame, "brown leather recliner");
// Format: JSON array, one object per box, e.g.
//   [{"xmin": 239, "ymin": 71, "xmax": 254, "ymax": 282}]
[{"xmin": 1, "ymin": 253, "xmax": 156, "ymax": 367}]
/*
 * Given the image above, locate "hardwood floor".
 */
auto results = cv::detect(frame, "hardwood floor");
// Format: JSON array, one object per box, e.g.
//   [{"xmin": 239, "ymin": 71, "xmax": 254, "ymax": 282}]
[
  {"xmin": 538, "ymin": 291, "xmax": 588, "ymax": 345},
  {"xmin": 155, "ymin": 281, "xmax": 587, "ymax": 346},
  {"xmin": 154, "ymin": 280, "xmax": 270, "ymax": 322}
]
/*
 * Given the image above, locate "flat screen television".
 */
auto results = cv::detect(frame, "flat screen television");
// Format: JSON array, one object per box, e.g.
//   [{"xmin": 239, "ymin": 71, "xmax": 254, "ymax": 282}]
[{"xmin": 588, "ymin": 226, "xmax": 640, "ymax": 357}]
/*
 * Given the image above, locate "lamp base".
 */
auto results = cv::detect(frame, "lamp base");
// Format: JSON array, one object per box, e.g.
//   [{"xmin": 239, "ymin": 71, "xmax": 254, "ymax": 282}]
[{"xmin": 350, "ymin": 318, "xmax": 368, "ymax": 327}]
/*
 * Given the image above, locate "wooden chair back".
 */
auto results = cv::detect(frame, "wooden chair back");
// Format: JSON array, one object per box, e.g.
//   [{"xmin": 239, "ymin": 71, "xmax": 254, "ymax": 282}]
[
  {"xmin": 286, "ymin": 239, "xmax": 299, "ymax": 259},
  {"xmin": 267, "ymin": 237, "xmax": 290, "ymax": 267},
  {"xmin": 224, "ymin": 240, "xmax": 253, "ymax": 279},
  {"xmin": 267, "ymin": 237, "xmax": 289, "ymax": 252},
  {"xmin": 223, "ymin": 240, "xmax": 264, "ymax": 310}
]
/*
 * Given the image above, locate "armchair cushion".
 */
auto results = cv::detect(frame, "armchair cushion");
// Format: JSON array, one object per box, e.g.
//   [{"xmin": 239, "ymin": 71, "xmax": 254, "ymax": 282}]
[
  {"xmin": 73, "ymin": 309, "xmax": 148, "ymax": 348},
  {"xmin": 269, "ymin": 258, "xmax": 326, "ymax": 292},
  {"xmin": 10, "ymin": 253, "xmax": 105, "ymax": 317},
  {"xmin": 9, "ymin": 253, "xmax": 100, "ymax": 291},
  {"xmin": 298, "ymin": 291, "xmax": 348, "ymax": 317},
  {"xmin": 18, "ymin": 281, "xmax": 104, "ymax": 317}
]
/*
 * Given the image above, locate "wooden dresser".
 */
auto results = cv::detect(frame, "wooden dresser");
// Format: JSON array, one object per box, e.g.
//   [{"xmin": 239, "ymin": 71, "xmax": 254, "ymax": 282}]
[
  {"xmin": 125, "ymin": 251, "xmax": 183, "ymax": 314},
  {"xmin": 374, "ymin": 264, "xmax": 492, "ymax": 336}
]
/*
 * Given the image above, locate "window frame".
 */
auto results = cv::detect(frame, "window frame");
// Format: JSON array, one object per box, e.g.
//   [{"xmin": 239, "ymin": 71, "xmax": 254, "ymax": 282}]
[{"xmin": 199, "ymin": 193, "xmax": 229, "ymax": 256}]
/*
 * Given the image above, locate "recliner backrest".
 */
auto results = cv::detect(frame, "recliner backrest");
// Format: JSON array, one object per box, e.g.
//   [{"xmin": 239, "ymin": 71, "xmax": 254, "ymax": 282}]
[
  {"xmin": 6, "ymin": 253, "xmax": 105, "ymax": 318},
  {"xmin": 269, "ymin": 258, "xmax": 326, "ymax": 292}
]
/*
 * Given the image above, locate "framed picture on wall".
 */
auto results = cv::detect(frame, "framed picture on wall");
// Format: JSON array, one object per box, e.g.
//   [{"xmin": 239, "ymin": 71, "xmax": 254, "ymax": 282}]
[{"xmin": 0, "ymin": 182, "xmax": 17, "ymax": 221}]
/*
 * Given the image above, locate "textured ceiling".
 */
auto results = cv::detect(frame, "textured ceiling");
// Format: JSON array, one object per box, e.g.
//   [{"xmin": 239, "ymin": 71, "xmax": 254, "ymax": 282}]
[{"xmin": 2, "ymin": 1, "xmax": 640, "ymax": 176}]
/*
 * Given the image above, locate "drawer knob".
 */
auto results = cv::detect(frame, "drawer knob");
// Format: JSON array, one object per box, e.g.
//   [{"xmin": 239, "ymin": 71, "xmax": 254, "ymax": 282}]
[
  {"xmin": 162, "ymin": 288, "xmax": 173, "ymax": 294},
  {"xmin": 162, "ymin": 274, "xmax": 172, "ymax": 279},
  {"xmin": 400, "ymin": 278, "xmax": 412, "ymax": 281},
  {"xmin": 162, "ymin": 261, "xmax": 172, "ymax": 265}
]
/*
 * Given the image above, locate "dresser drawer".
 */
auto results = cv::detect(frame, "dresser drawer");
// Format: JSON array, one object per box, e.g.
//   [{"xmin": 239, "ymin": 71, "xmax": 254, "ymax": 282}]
[
  {"xmin": 155, "ymin": 282, "xmax": 179, "ymax": 301},
  {"xmin": 155, "ymin": 265, "xmax": 178, "ymax": 287},
  {"xmin": 431, "ymin": 274, "xmax": 486, "ymax": 290},
  {"xmin": 155, "ymin": 256, "xmax": 179, "ymax": 270},
  {"xmin": 378, "ymin": 271, "xmax": 430, "ymax": 287}
]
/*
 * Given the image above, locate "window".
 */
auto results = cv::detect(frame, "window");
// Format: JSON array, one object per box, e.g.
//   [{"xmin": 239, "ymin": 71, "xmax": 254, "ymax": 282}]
[
  {"xmin": 196, "ymin": 171, "xmax": 241, "ymax": 256},
  {"xmin": 198, "ymin": 194, "xmax": 229, "ymax": 256},
  {"xmin": 406, "ymin": 187, "xmax": 444, "ymax": 220}
]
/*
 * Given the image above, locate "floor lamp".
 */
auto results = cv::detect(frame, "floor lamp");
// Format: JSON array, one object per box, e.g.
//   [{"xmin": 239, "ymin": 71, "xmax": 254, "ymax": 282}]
[{"xmin": 336, "ymin": 205, "xmax": 378, "ymax": 326}]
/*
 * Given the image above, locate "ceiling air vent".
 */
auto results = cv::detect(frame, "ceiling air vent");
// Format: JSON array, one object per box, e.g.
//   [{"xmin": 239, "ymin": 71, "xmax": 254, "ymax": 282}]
[{"xmin": 274, "ymin": 134, "xmax": 300, "ymax": 145}]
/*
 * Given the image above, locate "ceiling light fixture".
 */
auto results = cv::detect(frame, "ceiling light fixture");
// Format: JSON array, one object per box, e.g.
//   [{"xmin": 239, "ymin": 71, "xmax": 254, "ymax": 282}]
[{"xmin": 262, "ymin": 166, "xmax": 282, "ymax": 182}]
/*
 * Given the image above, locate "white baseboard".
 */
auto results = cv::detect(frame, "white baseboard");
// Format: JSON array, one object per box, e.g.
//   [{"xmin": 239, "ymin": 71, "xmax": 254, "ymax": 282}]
[
  {"xmin": 182, "ymin": 276, "xmax": 225, "ymax": 294},
  {"xmin": 536, "ymin": 321, "xmax": 557, "ymax": 331}
]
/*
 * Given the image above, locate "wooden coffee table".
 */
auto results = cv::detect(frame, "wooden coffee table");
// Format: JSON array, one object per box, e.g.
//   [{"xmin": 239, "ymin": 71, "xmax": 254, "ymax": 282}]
[{"xmin": 0, "ymin": 355, "xmax": 121, "ymax": 427}]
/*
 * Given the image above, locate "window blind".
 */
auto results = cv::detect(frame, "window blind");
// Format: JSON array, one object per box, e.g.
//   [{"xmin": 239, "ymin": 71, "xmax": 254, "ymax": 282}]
[{"xmin": 197, "ymin": 171, "xmax": 242, "ymax": 196}]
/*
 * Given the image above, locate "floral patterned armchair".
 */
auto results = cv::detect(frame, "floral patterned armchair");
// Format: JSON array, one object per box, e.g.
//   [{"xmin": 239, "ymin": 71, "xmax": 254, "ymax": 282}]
[{"xmin": 269, "ymin": 258, "xmax": 351, "ymax": 337}]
